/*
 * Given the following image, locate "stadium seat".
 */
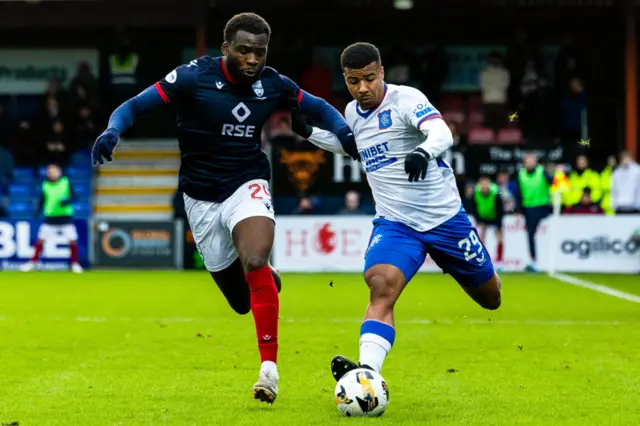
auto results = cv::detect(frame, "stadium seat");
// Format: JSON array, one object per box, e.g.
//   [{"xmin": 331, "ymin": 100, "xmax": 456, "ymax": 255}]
[
  {"xmin": 467, "ymin": 95, "xmax": 483, "ymax": 111},
  {"xmin": 7, "ymin": 201, "xmax": 35, "ymax": 219},
  {"xmin": 468, "ymin": 128, "xmax": 496, "ymax": 145},
  {"xmin": 72, "ymin": 182, "xmax": 92, "ymax": 200},
  {"xmin": 497, "ymin": 128, "xmax": 524, "ymax": 144},
  {"xmin": 439, "ymin": 95, "xmax": 464, "ymax": 111},
  {"xmin": 66, "ymin": 167, "xmax": 92, "ymax": 180},
  {"xmin": 8, "ymin": 183, "xmax": 33, "ymax": 200},
  {"xmin": 37, "ymin": 166, "xmax": 49, "ymax": 179},
  {"xmin": 72, "ymin": 201, "xmax": 91, "ymax": 218},
  {"xmin": 12, "ymin": 167, "xmax": 35, "ymax": 182},
  {"xmin": 69, "ymin": 151, "xmax": 92, "ymax": 169},
  {"xmin": 442, "ymin": 111, "xmax": 465, "ymax": 125}
]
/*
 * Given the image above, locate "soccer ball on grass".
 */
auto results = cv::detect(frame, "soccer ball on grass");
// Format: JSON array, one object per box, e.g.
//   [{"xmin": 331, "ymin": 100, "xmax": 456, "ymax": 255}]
[{"xmin": 334, "ymin": 368, "xmax": 389, "ymax": 417}]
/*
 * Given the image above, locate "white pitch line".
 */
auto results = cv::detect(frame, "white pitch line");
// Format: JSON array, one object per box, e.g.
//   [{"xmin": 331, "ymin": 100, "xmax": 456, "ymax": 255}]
[{"xmin": 550, "ymin": 273, "xmax": 640, "ymax": 304}]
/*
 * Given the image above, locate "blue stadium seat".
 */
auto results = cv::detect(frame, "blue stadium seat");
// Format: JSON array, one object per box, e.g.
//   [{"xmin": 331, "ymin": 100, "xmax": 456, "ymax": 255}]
[
  {"xmin": 12, "ymin": 167, "xmax": 35, "ymax": 182},
  {"xmin": 8, "ymin": 183, "xmax": 33, "ymax": 200},
  {"xmin": 38, "ymin": 166, "xmax": 48, "ymax": 179},
  {"xmin": 66, "ymin": 167, "xmax": 92, "ymax": 181},
  {"xmin": 72, "ymin": 182, "xmax": 92, "ymax": 200},
  {"xmin": 7, "ymin": 201, "xmax": 35, "ymax": 219},
  {"xmin": 72, "ymin": 201, "xmax": 91, "ymax": 218},
  {"xmin": 69, "ymin": 150, "xmax": 92, "ymax": 169}
]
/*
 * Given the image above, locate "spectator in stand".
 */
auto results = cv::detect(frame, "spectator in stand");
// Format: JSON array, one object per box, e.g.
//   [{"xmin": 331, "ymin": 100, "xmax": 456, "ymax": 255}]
[
  {"xmin": 496, "ymin": 171, "xmax": 516, "ymax": 213},
  {"xmin": 338, "ymin": 190, "xmax": 365, "ymax": 215},
  {"xmin": 559, "ymin": 77, "xmax": 587, "ymax": 148},
  {"xmin": 9, "ymin": 120, "xmax": 38, "ymax": 166},
  {"xmin": 505, "ymin": 29, "xmax": 539, "ymax": 109},
  {"xmin": 74, "ymin": 104, "xmax": 98, "ymax": 151},
  {"xmin": 385, "ymin": 45, "xmax": 413, "ymax": 85},
  {"xmin": 600, "ymin": 155, "xmax": 616, "ymax": 215},
  {"xmin": 563, "ymin": 188, "xmax": 603, "ymax": 215},
  {"xmin": 520, "ymin": 57, "xmax": 539, "ymax": 103},
  {"xmin": 611, "ymin": 150, "xmax": 640, "ymax": 214},
  {"xmin": 522, "ymin": 78, "xmax": 557, "ymax": 146},
  {"xmin": 42, "ymin": 120, "xmax": 70, "ymax": 166},
  {"xmin": 555, "ymin": 34, "xmax": 584, "ymax": 95},
  {"xmin": 461, "ymin": 182, "xmax": 475, "ymax": 213},
  {"xmin": 42, "ymin": 77, "xmax": 68, "ymax": 110},
  {"xmin": 40, "ymin": 97, "xmax": 64, "ymax": 131},
  {"xmin": 300, "ymin": 51, "xmax": 333, "ymax": 103},
  {"xmin": 479, "ymin": 52, "xmax": 510, "ymax": 131},
  {"xmin": 566, "ymin": 155, "xmax": 601, "ymax": 207},
  {"xmin": 418, "ymin": 42, "xmax": 448, "ymax": 103},
  {"xmin": 70, "ymin": 61, "xmax": 99, "ymax": 110},
  {"xmin": 292, "ymin": 196, "xmax": 318, "ymax": 215}
]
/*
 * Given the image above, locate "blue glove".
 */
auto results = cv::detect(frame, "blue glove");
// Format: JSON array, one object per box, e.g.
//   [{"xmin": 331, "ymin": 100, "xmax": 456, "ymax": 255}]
[{"xmin": 92, "ymin": 128, "xmax": 120, "ymax": 165}]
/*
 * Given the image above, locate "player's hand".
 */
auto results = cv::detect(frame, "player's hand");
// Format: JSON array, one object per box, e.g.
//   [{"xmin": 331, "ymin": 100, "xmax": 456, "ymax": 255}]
[
  {"xmin": 339, "ymin": 131, "xmax": 360, "ymax": 162},
  {"xmin": 92, "ymin": 128, "xmax": 120, "ymax": 166},
  {"xmin": 404, "ymin": 148, "xmax": 430, "ymax": 182},
  {"xmin": 289, "ymin": 106, "xmax": 313, "ymax": 139},
  {"xmin": 281, "ymin": 88, "xmax": 300, "ymax": 110}
]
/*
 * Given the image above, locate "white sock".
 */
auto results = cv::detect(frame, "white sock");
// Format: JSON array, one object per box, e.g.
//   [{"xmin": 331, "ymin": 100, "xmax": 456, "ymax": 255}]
[
  {"xmin": 359, "ymin": 320, "xmax": 395, "ymax": 373},
  {"xmin": 261, "ymin": 360, "xmax": 278, "ymax": 376}
]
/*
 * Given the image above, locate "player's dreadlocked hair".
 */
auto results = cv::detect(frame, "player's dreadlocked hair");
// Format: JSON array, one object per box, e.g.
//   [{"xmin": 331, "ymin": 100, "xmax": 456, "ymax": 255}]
[
  {"xmin": 340, "ymin": 42, "xmax": 381, "ymax": 70},
  {"xmin": 224, "ymin": 13, "xmax": 271, "ymax": 42}
]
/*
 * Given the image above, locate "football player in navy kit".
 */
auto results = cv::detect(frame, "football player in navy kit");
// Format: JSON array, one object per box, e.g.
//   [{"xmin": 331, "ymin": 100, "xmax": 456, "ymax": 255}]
[{"xmin": 92, "ymin": 13, "xmax": 358, "ymax": 404}]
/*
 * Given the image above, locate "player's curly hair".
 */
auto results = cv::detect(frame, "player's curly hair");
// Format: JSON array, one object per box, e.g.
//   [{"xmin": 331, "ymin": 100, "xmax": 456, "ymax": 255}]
[
  {"xmin": 224, "ymin": 13, "xmax": 271, "ymax": 42},
  {"xmin": 340, "ymin": 42, "xmax": 381, "ymax": 70}
]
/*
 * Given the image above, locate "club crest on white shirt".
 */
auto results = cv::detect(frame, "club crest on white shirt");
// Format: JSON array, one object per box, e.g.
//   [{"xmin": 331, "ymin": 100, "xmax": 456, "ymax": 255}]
[{"xmin": 378, "ymin": 109, "xmax": 393, "ymax": 129}]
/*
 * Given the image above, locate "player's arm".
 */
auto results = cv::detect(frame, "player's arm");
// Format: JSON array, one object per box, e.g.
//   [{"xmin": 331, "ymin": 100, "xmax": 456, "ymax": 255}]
[
  {"xmin": 401, "ymin": 88, "xmax": 452, "ymax": 181},
  {"xmin": 280, "ymin": 76, "xmax": 359, "ymax": 160},
  {"xmin": 59, "ymin": 183, "xmax": 76, "ymax": 207},
  {"xmin": 288, "ymin": 104, "xmax": 348, "ymax": 155},
  {"xmin": 92, "ymin": 63, "xmax": 198, "ymax": 165}
]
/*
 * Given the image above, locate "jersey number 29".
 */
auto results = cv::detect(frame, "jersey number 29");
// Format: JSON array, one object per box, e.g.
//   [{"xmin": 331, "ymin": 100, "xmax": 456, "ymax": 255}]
[{"xmin": 458, "ymin": 230, "xmax": 485, "ymax": 263}]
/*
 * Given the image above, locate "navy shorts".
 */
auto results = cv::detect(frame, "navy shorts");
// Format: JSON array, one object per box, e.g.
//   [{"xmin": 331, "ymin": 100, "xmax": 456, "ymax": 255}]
[{"xmin": 364, "ymin": 208, "xmax": 495, "ymax": 287}]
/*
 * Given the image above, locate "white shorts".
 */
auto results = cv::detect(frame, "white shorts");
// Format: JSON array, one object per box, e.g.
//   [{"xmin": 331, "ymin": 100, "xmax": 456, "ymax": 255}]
[
  {"xmin": 37, "ymin": 223, "xmax": 79, "ymax": 241},
  {"xmin": 183, "ymin": 179, "xmax": 275, "ymax": 272}
]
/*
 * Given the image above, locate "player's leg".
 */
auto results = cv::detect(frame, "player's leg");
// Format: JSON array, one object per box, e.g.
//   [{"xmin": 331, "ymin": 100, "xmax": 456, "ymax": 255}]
[
  {"xmin": 20, "ymin": 224, "xmax": 48, "ymax": 272},
  {"xmin": 182, "ymin": 192, "xmax": 272, "ymax": 315},
  {"xmin": 522, "ymin": 207, "xmax": 544, "ymax": 271},
  {"xmin": 64, "ymin": 224, "xmax": 83, "ymax": 273},
  {"xmin": 209, "ymin": 259, "xmax": 281, "ymax": 315},
  {"xmin": 495, "ymin": 226, "xmax": 504, "ymax": 266},
  {"xmin": 332, "ymin": 219, "xmax": 425, "ymax": 381},
  {"xmin": 224, "ymin": 180, "xmax": 279, "ymax": 403},
  {"xmin": 426, "ymin": 209, "xmax": 501, "ymax": 310},
  {"xmin": 476, "ymin": 222, "xmax": 487, "ymax": 243}
]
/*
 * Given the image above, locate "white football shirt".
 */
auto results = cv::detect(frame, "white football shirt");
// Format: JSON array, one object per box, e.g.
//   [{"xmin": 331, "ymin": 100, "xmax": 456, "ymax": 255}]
[{"xmin": 312, "ymin": 84, "xmax": 461, "ymax": 232}]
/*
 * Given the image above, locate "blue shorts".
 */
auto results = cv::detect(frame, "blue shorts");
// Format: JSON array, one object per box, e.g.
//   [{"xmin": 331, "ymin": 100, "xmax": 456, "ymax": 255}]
[{"xmin": 364, "ymin": 208, "xmax": 495, "ymax": 287}]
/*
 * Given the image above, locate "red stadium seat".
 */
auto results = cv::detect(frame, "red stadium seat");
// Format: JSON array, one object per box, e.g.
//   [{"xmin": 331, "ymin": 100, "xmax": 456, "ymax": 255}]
[
  {"xmin": 442, "ymin": 110, "xmax": 465, "ymax": 125},
  {"xmin": 496, "ymin": 128, "xmax": 524, "ymax": 144},
  {"xmin": 467, "ymin": 110, "xmax": 485, "ymax": 128},
  {"xmin": 467, "ymin": 95, "xmax": 483, "ymax": 111},
  {"xmin": 468, "ymin": 128, "xmax": 496, "ymax": 145},
  {"xmin": 439, "ymin": 95, "xmax": 464, "ymax": 111}
]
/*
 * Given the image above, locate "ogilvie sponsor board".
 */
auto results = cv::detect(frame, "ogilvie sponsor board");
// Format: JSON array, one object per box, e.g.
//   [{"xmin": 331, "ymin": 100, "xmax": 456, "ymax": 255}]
[
  {"xmin": 94, "ymin": 221, "xmax": 182, "ymax": 268},
  {"xmin": 273, "ymin": 215, "xmax": 640, "ymax": 273}
]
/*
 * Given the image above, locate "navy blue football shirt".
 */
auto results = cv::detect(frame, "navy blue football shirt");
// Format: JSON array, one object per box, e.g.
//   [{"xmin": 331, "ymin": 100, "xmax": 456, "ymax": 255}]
[{"xmin": 153, "ymin": 56, "xmax": 349, "ymax": 203}]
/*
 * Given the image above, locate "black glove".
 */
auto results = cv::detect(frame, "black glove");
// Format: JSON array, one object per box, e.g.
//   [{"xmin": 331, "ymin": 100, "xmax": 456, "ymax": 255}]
[
  {"xmin": 340, "ymin": 131, "xmax": 360, "ymax": 162},
  {"xmin": 281, "ymin": 88, "xmax": 299, "ymax": 110},
  {"xmin": 290, "ymin": 105, "xmax": 313, "ymax": 139},
  {"xmin": 404, "ymin": 147, "xmax": 430, "ymax": 182}
]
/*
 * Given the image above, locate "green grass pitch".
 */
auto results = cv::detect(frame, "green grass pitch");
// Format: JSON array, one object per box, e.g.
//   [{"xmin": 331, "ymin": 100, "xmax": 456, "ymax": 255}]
[{"xmin": 1, "ymin": 271, "xmax": 639, "ymax": 425}]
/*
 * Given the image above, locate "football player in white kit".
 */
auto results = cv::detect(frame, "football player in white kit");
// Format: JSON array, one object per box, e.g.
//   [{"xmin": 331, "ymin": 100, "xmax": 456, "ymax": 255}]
[{"xmin": 290, "ymin": 42, "xmax": 502, "ymax": 384}]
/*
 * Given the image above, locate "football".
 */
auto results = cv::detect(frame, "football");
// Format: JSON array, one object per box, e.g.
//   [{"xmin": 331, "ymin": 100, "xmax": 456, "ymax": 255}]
[{"xmin": 334, "ymin": 368, "xmax": 389, "ymax": 417}]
